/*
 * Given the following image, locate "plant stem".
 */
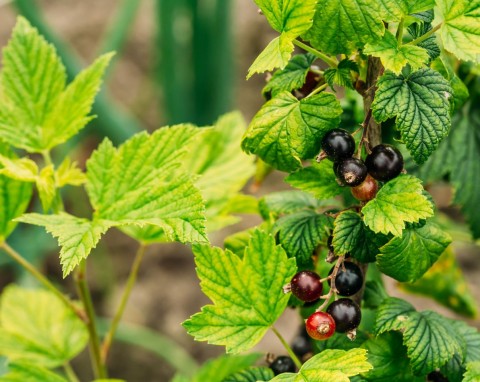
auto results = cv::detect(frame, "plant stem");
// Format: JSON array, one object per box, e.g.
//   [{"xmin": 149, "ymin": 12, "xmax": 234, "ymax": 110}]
[
  {"xmin": 305, "ymin": 83, "xmax": 328, "ymax": 98},
  {"xmin": 396, "ymin": 18, "xmax": 405, "ymax": 44},
  {"xmin": 63, "ymin": 363, "xmax": 80, "ymax": 382},
  {"xmin": 0, "ymin": 242, "xmax": 86, "ymax": 320},
  {"xmin": 407, "ymin": 23, "xmax": 442, "ymax": 46},
  {"xmin": 293, "ymin": 39, "xmax": 338, "ymax": 67},
  {"xmin": 75, "ymin": 260, "xmax": 106, "ymax": 379},
  {"xmin": 316, "ymin": 255, "xmax": 345, "ymax": 312},
  {"xmin": 271, "ymin": 326, "xmax": 303, "ymax": 369},
  {"xmin": 101, "ymin": 243, "xmax": 147, "ymax": 362}
]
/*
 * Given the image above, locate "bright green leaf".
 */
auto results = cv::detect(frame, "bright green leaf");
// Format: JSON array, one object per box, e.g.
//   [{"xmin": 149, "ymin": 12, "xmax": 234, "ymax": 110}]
[
  {"xmin": 362, "ymin": 175, "xmax": 434, "ymax": 236},
  {"xmin": 273, "ymin": 210, "xmax": 333, "ymax": 263},
  {"xmin": 183, "ymin": 229, "xmax": 296, "ymax": 353},
  {"xmin": 324, "ymin": 59, "xmax": 359, "ymax": 90},
  {"xmin": 285, "ymin": 161, "xmax": 344, "ymax": 199},
  {"xmin": 16, "ymin": 213, "xmax": 111, "ymax": 277},
  {"xmin": 434, "ymin": 0, "xmax": 480, "ymax": 62},
  {"xmin": 263, "ymin": 53, "xmax": 317, "ymax": 97},
  {"xmin": 247, "ymin": 35, "xmax": 294, "ymax": 79},
  {"xmin": 242, "ymin": 91, "xmax": 342, "ymax": 171},
  {"xmin": 375, "ymin": 297, "xmax": 416, "ymax": 334},
  {"xmin": 304, "ymin": 0, "xmax": 385, "ymax": 55},
  {"xmin": 259, "ymin": 190, "xmax": 327, "ymax": 219},
  {"xmin": 372, "ymin": 68, "xmax": 452, "ymax": 164},
  {"xmin": 0, "ymin": 17, "xmax": 112, "ymax": 152},
  {"xmin": 361, "ymin": 332, "xmax": 422, "ymax": 382},
  {"xmin": 0, "ymin": 156, "xmax": 37, "ymax": 182},
  {"xmin": 377, "ymin": 0, "xmax": 435, "ymax": 22},
  {"xmin": 55, "ymin": 157, "xmax": 86, "ymax": 187},
  {"xmin": 364, "ymin": 30, "xmax": 429, "ymax": 74},
  {"xmin": 270, "ymin": 349, "xmax": 372, "ymax": 382},
  {"xmin": 464, "ymin": 362, "xmax": 480, "ymax": 382},
  {"xmin": 36, "ymin": 165, "xmax": 56, "ymax": 212},
  {"xmin": 377, "ymin": 220, "xmax": 452, "ymax": 282},
  {"xmin": 0, "ymin": 362, "xmax": 67, "ymax": 382},
  {"xmin": 0, "ymin": 286, "xmax": 88, "ymax": 367},
  {"xmin": 223, "ymin": 367, "xmax": 274, "ymax": 382}
]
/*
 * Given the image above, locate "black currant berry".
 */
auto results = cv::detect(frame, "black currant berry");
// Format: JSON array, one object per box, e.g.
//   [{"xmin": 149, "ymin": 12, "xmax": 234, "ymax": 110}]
[
  {"xmin": 329, "ymin": 262, "xmax": 363, "ymax": 296},
  {"xmin": 351, "ymin": 174, "xmax": 378, "ymax": 202},
  {"xmin": 290, "ymin": 271, "xmax": 323, "ymax": 302},
  {"xmin": 427, "ymin": 371, "xmax": 449, "ymax": 382},
  {"xmin": 335, "ymin": 158, "xmax": 368, "ymax": 187},
  {"xmin": 365, "ymin": 144, "xmax": 404, "ymax": 182},
  {"xmin": 270, "ymin": 356, "xmax": 296, "ymax": 375},
  {"xmin": 321, "ymin": 129, "xmax": 355, "ymax": 161},
  {"xmin": 326, "ymin": 298, "xmax": 361, "ymax": 333},
  {"xmin": 291, "ymin": 327, "xmax": 313, "ymax": 358}
]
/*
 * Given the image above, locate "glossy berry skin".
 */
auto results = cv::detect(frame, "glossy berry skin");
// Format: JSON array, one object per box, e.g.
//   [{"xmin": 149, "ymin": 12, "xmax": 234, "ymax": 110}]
[
  {"xmin": 290, "ymin": 271, "xmax": 323, "ymax": 302},
  {"xmin": 305, "ymin": 312, "xmax": 336, "ymax": 340},
  {"xmin": 270, "ymin": 356, "xmax": 296, "ymax": 375},
  {"xmin": 335, "ymin": 158, "xmax": 368, "ymax": 187},
  {"xmin": 326, "ymin": 298, "xmax": 361, "ymax": 333},
  {"xmin": 321, "ymin": 129, "xmax": 356, "ymax": 161},
  {"xmin": 365, "ymin": 144, "xmax": 404, "ymax": 181},
  {"xmin": 329, "ymin": 262, "xmax": 363, "ymax": 296},
  {"xmin": 351, "ymin": 174, "xmax": 378, "ymax": 202}
]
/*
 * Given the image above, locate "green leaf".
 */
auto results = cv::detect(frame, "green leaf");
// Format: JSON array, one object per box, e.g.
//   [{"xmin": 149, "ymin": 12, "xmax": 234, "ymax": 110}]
[
  {"xmin": 377, "ymin": 0, "xmax": 435, "ymax": 22},
  {"xmin": 324, "ymin": 59, "xmax": 359, "ymax": 90},
  {"xmin": 36, "ymin": 165, "xmax": 56, "ymax": 212},
  {"xmin": 285, "ymin": 161, "xmax": 344, "ymax": 200},
  {"xmin": 0, "ymin": 362, "xmax": 67, "ymax": 382},
  {"xmin": 464, "ymin": 362, "xmax": 480, "ymax": 382},
  {"xmin": 263, "ymin": 53, "xmax": 317, "ymax": 97},
  {"xmin": 304, "ymin": 0, "xmax": 385, "ymax": 55},
  {"xmin": 364, "ymin": 30, "xmax": 429, "ymax": 74},
  {"xmin": 363, "ymin": 281, "xmax": 388, "ymax": 310},
  {"xmin": 16, "ymin": 213, "xmax": 112, "ymax": 278},
  {"xmin": 86, "ymin": 125, "xmax": 207, "ymax": 244},
  {"xmin": 434, "ymin": 0, "xmax": 480, "ymax": 62},
  {"xmin": 183, "ymin": 229, "xmax": 296, "ymax": 353},
  {"xmin": 408, "ymin": 21, "xmax": 441, "ymax": 61},
  {"xmin": 375, "ymin": 297, "xmax": 463, "ymax": 375},
  {"xmin": 0, "ymin": 156, "xmax": 37, "ymax": 182},
  {"xmin": 0, "ymin": 147, "xmax": 33, "ymax": 241},
  {"xmin": 400, "ymin": 246, "xmax": 478, "ymax": 317},
  {"xmin": 362, "ymin": 175, "xmax": 434, "ymax": 236},
  {"xmin": 0, "ymin": 286, "xmax": 88, "ymax": 367},
  {"xmin": 273, "ymin": 210, "xmax": 332, "ymax": 263},
  {"xmin": 0, "ymin": 17, "xmax": 112, "ymax": 152},
  {"xmin": 247, "ymin": 35, "xmax": 294, "ymax": 79},
  {"xmin": 333, "ymin": 211, "xmax": 388, "ymax": 263},
  {"xmin": 431, "ymin": 57, "xmax": 469, "ymax": 112},
  {"xmin": 55, "ymin": 157, "xmax": 86, "ymax": 187},
  {"xmin": 182, "ymin": 112, "xmax": 255, "ymax": 233},
  {"xmin": 372, "ymin": 68, "xmax": 452, "ymax": 164},
  {"xmin": 361, "ymin": 332, "xmax": 422, "ymax": 382},
  {"xmin": 186, "ymin": 353, "xmax": 261, "ymax": 382},
  {"xmin": 259, "ymin": 191, "xmax": 324, "ymax": 219},
  {"xmin": 376, "ymin": 220, "xmax": 452, "ymax": 282},
  {"xmin": 223, "ymin": 367, "xmax": 274, "ymax": 382},
  {"xmin": 270, "ymin": 349, "xmax": 372, "ymax": 382},
  {"xmin": 242, "ymin": 91, "xmax": 342, "ymax": 172}
]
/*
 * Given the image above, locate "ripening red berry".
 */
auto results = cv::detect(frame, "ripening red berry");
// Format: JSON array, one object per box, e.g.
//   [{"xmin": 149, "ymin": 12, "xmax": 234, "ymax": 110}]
[
  {"xmin": 290, "ymin": 271, "xmax": 323, "ymax": 302},
  {"xmin": 351, "ymin": 174, "xmax": 378, "ymax": 201},
  {"xmin": 305, "ymin": 311, "xmax": 336, "ymax": 340}
]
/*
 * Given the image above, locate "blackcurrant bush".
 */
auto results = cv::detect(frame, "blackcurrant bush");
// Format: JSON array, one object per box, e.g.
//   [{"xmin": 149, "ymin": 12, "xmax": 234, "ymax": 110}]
[
  {"xmin": 335, "ymin": 158, "xmax": 368, "ymax": 187},
  {"xmin": 290, "ymin": 271, "xmax": 323, "ymax": 302},
  {"xmin": 305, "ymin": 311, "xmax": 336, "ymax": 340},
  {"xmin": 321, "ymin": 129, "xmax": 355, "ymax": 161},
  {"xmin": 365, "ymin": 144, "xmax": 404, "ymax": 181},
  {"xmin": 326, "ymin": 298, "xmax": 361, "ymax": 333},
  {"xmin": 270, "ymin": 356, "xmax": 296, "ymax": 375},
  {"xmin": 291, "ymin": 326, "xmax": 313, "ymax": 357},
  {"xmin": 329, "ymin": 262, "xmax": 363, "ymax": 296},
  {"xmin": 427, "ymin": 371, "xmax": 449, "ymax": 382},
  {"xmin": 351, "ymin": 174, "xmax": 378, "ymax": 201}
]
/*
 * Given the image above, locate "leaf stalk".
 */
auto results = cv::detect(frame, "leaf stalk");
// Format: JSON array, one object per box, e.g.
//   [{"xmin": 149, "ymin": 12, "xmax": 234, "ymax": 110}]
[{"xmin": 293, "ymin": 39, "xmax": 338, "ymax": 68}]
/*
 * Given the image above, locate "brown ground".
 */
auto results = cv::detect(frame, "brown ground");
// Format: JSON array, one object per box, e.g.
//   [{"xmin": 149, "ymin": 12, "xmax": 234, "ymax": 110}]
[{"xmin": 0, "ymin": 2, "xmax": 479, "ymax": 381}]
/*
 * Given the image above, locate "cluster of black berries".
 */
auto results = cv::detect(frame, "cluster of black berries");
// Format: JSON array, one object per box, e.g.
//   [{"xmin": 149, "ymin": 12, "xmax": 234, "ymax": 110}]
[
  {"xmin": 320, "ymin": 128, "xmax": 404, "ymax": 200},
  {"xmin": 284, "ymin": 261, "xmax": 363, "ymax": 341}
]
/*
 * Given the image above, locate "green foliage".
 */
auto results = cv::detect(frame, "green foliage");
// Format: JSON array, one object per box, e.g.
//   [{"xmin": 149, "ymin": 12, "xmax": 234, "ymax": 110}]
[
  {"xmin": 269, "ymin": 349, "xmax": 372, "ymax": 382},
  {"xmin": 376, "ymin": 220, "xmax": 452, "ymax": 282},
  {"xmin": 372, "ymin": 68, "xmax": 452, "ymax": 164},
  {"xmin": 464, "ymin": 362, "xmax": 480, "ymax": 382},
  {"xmin": 183, "ymin": 229, "xmax": 296, "ymax": 353},
  {"xmin": 377, "ymin": 0, "xmax": 435, "ymax": 22},
  {"xmin": 223, "ymin": 367, "xmax": 274, "ymax": 382},
  {"xmin": 0, "ymin": 17, "xmax": 112, "ymax": 153},
  {"xmin": 258, "ymin": 191, "xmax": 325, "ymax": 219},
  {"xmin": 0, "ymin": 362, "xmax": 67, "ymax": 382},
  {"xmin": 242, "ymin": 92, "xmax": 342, "ymax": 171},
  {"xmin": 362, "ymin": 175, "xmax": 434, "ymax": 236},
  {"xmin": 0, "ymin": 286, "xmax": 88, "ymax": 368},
  {"xmin": 324, "ymin": 59, "xmax": 359, "ymax": 90}
]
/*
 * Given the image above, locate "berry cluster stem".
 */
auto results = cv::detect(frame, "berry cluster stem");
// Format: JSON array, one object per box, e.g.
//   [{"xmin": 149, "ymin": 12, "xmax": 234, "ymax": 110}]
[
  {"xmin": 271, "ymin": 326, "xmax": 303, "ymax": 370},
  {"xmin": 316, "ymin": 255, "xmax": 345, "ymax": 312},
  {"xmin": 356, "ymin": 108, "xmax": 373, "ymax": 158}
]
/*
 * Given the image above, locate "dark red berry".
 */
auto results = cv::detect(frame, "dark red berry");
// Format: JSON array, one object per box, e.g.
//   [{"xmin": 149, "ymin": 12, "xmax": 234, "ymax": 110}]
[
  {"xmin": 329, "ymin": 262, "xmax": 363, "ymax": 296},
  {"xmin": 270, "ymin": 356, "xmax": 296, "ymax": 375},
  {"xmin": 365, "ymin": 144, "xmax": 404, "ymax": 181},
  {"xmin": 326, "ymin": 298, "xmax": 361, "ymax": 333},
  {"xmin": 321, "ymin": 129, "xmax": 356, "ymax": 161},
  {"xmin": 335, "ymin": 158, "xmax": 368, "ymax": 187},
  {"xmin": 305, "ymin": 311, "xmax": 336, "ymax": 340},
  {"xmin": 297, "ymin": 70, "xmax": 320, "ymax": 98},
  {"xmin": 351, "ymin": 174, "xmax": 378, "ymax": 201},
  {"xmin": 290, "ymin": 271, "xmax": 323, "ymax": 302}
]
